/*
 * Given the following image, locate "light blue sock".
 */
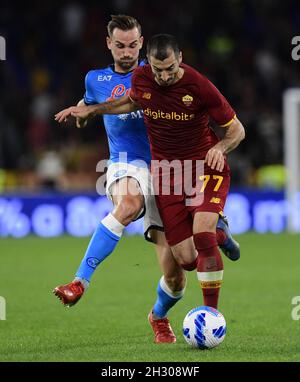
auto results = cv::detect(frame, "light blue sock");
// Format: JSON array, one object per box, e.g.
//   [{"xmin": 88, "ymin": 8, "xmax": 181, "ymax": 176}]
[
  {"xmin": 76, "ymin": 214, "xmax": 124, "ymax": 282},
  {"xmin": 153, "ymin": 276, "xmax": 185, "ymax": 318}
]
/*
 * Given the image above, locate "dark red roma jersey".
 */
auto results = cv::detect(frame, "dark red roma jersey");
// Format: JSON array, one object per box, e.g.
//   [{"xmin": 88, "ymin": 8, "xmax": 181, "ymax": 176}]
[{"xmin": 130, "ymin": 63, "xmax": 236, "ymax": 162}]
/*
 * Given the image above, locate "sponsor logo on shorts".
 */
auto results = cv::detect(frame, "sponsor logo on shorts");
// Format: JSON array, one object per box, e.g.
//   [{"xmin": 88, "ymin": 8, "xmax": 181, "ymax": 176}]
[
  {"xmin": 114, "ymin": 169, "xmax": 127, "ymax": 177},
  {"xmin": 210, "ymin": 197, "xmax": 221, "ymax": 204}
]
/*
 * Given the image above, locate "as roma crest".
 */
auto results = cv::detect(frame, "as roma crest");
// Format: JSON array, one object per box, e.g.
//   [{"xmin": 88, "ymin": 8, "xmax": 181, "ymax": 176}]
[{"xmin": 182, "ymin": 94, "xmax": 193, "ymax": 106}]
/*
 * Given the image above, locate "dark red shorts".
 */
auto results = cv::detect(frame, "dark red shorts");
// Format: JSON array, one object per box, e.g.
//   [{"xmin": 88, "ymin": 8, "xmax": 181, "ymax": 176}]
[{"xmin": 154, "ymin": 162, "xmax": 230, "ymax": 246}]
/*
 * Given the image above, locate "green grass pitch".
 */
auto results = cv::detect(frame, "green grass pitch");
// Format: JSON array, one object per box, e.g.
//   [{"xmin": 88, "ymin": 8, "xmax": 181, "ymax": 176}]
[{"xmin": 0, "ymin": 233, "xmax": 300, "ymax": 362}]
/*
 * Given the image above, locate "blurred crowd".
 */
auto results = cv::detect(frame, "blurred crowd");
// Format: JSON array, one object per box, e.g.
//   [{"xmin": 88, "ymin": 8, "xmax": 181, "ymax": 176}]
[{"xmin": 0, "ymin": 0, "xmax": 299, "ymax": 192}]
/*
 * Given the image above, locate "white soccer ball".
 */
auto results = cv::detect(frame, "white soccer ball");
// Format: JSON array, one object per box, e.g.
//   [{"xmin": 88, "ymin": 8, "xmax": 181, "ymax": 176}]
[{"xmin": 182, "ymin": 306, "xmax": 226, "ymax": 349}]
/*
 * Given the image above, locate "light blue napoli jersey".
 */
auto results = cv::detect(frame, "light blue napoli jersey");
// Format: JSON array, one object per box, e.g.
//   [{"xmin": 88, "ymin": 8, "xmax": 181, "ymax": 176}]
[{"xmin": 84, "ymin": 61, "xmax": 151, "ymax": 166}]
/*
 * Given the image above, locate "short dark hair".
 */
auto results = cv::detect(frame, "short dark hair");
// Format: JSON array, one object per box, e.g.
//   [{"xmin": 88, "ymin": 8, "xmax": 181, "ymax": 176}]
[
  {"xmin": 107, "ymin": 15, "xmax": 142, "ymax": 37},
  {"xmin": 147, "ymin": 34, "xmax": 180, "ymax": 61}
]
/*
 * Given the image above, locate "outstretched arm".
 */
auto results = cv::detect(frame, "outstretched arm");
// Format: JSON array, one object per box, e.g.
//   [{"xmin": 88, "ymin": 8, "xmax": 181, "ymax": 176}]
[
  {"xmin": 75, "ymin": 99, "xmax": 88, "ymax": 128},
  {"xmin": 55, "ymin": 95, "xmax": 140, "ymax": 123}
]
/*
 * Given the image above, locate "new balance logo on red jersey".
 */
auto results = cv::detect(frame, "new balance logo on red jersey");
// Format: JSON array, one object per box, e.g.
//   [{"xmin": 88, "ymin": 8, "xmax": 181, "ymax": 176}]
[{"xmin": 142, "ymin": 92, "xmax": 151, "ymax": 99}]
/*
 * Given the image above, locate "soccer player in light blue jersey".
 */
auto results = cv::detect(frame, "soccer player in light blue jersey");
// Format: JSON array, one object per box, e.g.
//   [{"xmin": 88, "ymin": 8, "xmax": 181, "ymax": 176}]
[{"xmin": 54, "ymin": 15, "xmax": 186, "ymax": 343}]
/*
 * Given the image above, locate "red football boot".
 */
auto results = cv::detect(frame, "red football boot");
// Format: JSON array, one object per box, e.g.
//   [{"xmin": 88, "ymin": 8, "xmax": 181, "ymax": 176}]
[
  {"xmin": 53, "ymin": 280, "xmax": 85, "ymax": 307},
  {"xmin": 148, "ymin": 311, "xmax": 176, "ymax": 343}
]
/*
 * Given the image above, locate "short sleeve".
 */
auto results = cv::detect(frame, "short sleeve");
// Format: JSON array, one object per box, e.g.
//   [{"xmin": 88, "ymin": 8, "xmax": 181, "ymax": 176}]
[
  {"xmin": 200, "ymin": 76, "xmax": 236, "ymax": 127},
  {"xmin": 83, "ymin": 71, "xmax": 97, "ymax": 105}
]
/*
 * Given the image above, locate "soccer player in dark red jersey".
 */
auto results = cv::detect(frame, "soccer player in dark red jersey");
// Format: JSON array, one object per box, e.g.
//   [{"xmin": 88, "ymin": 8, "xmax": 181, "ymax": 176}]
[{"xmin": 55, "ymin": 34, "xmax": 244, "ymax": 316}]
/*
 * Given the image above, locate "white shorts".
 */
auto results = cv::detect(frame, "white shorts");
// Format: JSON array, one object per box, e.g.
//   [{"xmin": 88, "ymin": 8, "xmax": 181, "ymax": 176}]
[{"xmin": 106, "ymin": 162, "xmax": 163, "ymax": 242}]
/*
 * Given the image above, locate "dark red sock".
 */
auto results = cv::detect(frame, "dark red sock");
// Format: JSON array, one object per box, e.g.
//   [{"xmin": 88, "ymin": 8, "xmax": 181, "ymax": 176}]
[{"xmin": 194, "ymin": 232, "xmax": 223, "ymax": 309}]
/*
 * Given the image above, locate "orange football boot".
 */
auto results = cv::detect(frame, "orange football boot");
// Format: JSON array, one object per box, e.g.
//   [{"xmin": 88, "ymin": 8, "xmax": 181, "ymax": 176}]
[
  {"xmin": 53, "ymin": 280, "xmax": 85, "ymax": 307},
  {"xmin": 148, "ymin": 310, "xmax": 176, "ymax": 343}
]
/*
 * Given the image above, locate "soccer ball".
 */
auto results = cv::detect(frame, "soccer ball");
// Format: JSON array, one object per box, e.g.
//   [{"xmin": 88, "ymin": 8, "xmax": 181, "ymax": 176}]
[{"xmin": 182, "ymin": 306, "xmax": 226, "ymax": 349}]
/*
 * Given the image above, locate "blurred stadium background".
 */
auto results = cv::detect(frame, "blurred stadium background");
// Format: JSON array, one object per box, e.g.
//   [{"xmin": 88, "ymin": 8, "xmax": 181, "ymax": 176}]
[
  {"xmin": 1, "ymin": 0, "xmax": 300, "ymax": 362},
  {"xmin": 1, "ymin": 0, "xmax": 300, "ymax": 237},
  {"xmin": 1, "ymin": 0, "xmax": 300, "ymax": 236}
]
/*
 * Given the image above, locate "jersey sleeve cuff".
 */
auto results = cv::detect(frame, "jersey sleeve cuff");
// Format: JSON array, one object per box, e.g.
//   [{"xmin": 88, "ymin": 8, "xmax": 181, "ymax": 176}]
[{"xmin": 219, "ymin": 115, "xmax": 236, "ymax": 127}]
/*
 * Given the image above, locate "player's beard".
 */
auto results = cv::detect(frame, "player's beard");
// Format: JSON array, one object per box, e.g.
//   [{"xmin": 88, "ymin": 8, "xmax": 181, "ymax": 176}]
[
  {"xmin": 158, "ymin": 79, "xmax": 173, "ymax": 86},
  {"xmin": 157, "ymin": 76, "xmax": 176, "ymax": 86},
  {"xmin": 117, "ymin": 58, "xmax": 136, "ymax": 71},
  {"xmin": 156, "ymin": 70, "xmax": 181, "ymax": 86}
]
